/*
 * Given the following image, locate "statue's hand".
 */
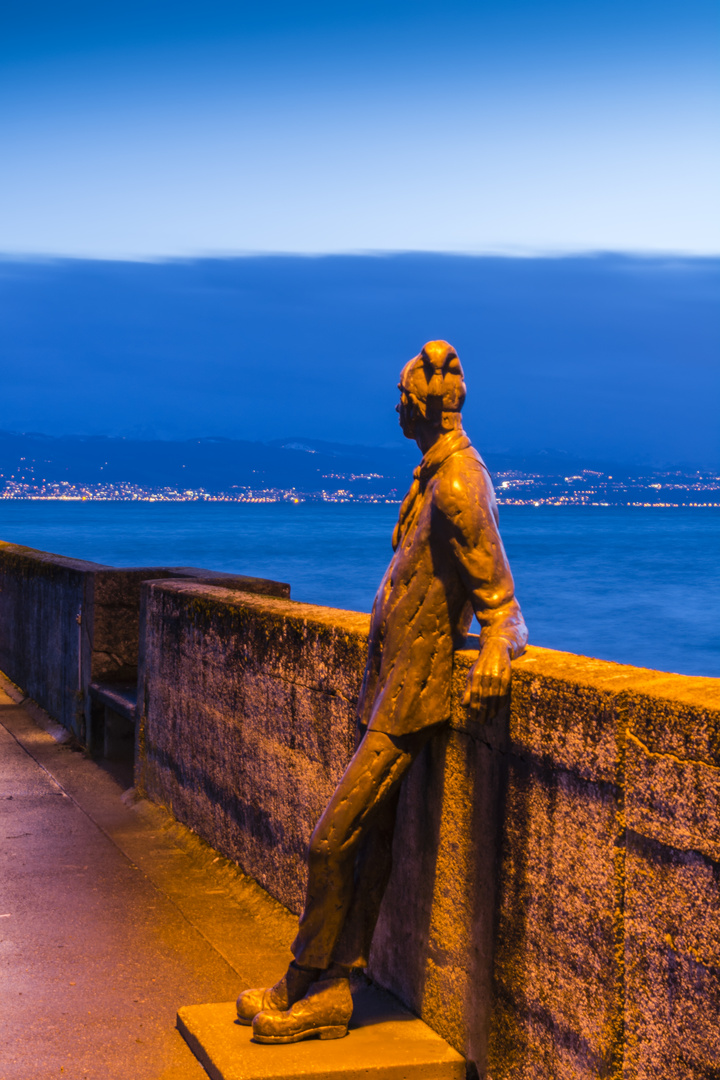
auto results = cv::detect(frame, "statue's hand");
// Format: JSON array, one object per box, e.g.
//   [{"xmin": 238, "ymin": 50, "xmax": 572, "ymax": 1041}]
[{"xmin": 462, "ymin": 638, "xmax": 513, "ymax": 723}]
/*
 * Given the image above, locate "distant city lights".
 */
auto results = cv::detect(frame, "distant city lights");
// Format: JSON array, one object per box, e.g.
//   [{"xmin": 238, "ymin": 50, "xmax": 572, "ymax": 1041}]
[{"xmin": 0, "ymin": 468, "xmax": 718, "ymax": 507}]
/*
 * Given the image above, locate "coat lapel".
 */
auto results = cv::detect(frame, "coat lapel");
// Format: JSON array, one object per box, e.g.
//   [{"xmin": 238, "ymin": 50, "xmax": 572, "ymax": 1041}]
[{"xmin": 392, "ymin": 430, "xmax": 471, "ymax": 550}]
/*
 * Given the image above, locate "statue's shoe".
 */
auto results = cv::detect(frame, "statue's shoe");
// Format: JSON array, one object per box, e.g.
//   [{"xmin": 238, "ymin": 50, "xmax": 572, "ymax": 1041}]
[
  {"xmin": 236, "ymin": 962, "xmax": 318, "ymax": 1025},
  {"xmin": 252, "ymin": 975, "xmax": 353, "ymax": 1044}
]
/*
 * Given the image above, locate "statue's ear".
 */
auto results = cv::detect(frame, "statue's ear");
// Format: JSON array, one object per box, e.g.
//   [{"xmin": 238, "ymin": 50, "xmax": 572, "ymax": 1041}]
[{"xmin": 424, "ymin": 394, "xmax": 444, "ymax": 425}]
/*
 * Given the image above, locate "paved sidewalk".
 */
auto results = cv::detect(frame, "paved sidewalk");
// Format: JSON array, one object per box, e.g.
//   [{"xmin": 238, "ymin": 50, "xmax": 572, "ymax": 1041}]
[{"xmin": 0, "ymin": 681, "xmax": 297, "ymax": 1080}]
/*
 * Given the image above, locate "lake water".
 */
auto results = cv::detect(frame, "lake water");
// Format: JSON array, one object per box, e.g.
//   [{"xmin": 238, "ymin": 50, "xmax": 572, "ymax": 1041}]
[{"xmin": 1, "ymin": 501, "xmax": 718, "ymax": 678}]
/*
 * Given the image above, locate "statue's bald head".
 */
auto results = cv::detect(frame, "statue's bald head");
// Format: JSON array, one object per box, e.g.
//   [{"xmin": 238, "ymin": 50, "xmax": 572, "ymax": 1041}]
[{"xmin": 399, "ymin": 340, "xmax": 466, "ymax": 429}]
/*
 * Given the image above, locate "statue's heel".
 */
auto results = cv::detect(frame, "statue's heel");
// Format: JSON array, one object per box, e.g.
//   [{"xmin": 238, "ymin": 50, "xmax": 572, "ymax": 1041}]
[{"xmin": 318, "ymin": 1025, "xmax": 348, "ymax": 1040}]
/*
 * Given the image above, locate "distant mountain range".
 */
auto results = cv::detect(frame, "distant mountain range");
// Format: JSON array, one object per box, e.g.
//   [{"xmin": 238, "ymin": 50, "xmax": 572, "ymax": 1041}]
[
  {"xmin": 0, "ymin": 429, "xmax": 631, "ymax": 495},
  {"xmin": 0, "ymin": 430, "xmax": 410, "ymax": 495}
]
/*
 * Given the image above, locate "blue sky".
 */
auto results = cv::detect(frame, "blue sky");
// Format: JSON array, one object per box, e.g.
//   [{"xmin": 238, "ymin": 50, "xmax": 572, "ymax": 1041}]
[
  {"xmin": 2, "ymin": 4, "xmax": 717, "ymax": 465},
  {"xmin": 1, "ymin": 0, "xmax": 718, "ymax": 256}
]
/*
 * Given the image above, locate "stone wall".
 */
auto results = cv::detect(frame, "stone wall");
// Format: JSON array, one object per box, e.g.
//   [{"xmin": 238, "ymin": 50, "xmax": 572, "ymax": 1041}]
[
  {"xmin": 136, "ymin": 579, "xmax": 368, "ymax": 910},
  {"xmin": 375, "ymin": 650, "xmax": 720, "ymax": 1080},
  {"xmin": 2, "ymin": 546, "xmax": 717, "ymax": 1077},
  {"xmin": 136, "ymin": 579, "xmax": 720, "ymax": 1080},
  {"xmin": 0, "ymin": 541, "xmax": 146, "ymax": 738},
  {"xmin": 0, "ymin": 541, "xmax": 289, "ymax": 742}
]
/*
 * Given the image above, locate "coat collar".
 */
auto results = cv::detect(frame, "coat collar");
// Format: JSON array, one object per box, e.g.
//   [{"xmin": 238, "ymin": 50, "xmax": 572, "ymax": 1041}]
[
  {"xmin": 416, "ymin": 428, "xmax": 471, "ymax": 489},
  {"xmin": 392, "ymin": 428, "xmax": 472, "ymax": 551}
]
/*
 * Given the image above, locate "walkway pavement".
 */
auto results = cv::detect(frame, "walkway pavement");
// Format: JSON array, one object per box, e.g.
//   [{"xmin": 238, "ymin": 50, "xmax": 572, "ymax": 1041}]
[{"xmin": 0, "ymin": 680, "xmax": 297, "ymax": 1080}]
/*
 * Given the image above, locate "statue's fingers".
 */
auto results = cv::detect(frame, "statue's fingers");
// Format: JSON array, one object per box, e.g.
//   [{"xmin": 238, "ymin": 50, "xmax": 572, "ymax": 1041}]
[{"xmin": 484, "ymin": 672, "xmax": 501, "ymax": 699}]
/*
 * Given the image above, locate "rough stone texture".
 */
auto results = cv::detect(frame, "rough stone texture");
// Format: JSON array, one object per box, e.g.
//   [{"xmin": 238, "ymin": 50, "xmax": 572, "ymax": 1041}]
[
  {"xmin": 624, "ymin": 688, "xmax": 720, "ymax": 862},
  {"xmin": 478, "ymin": 648, "xmax": 626, "ymax": 1080},
  {"xmin": 0, "ymin": 542, "xmax": 289, "ymax": 743},
  {"xmin": 135, "ymin": 591, "xmax": 720, "ymax": 1079},
  {"xmin": 133, "ymin": 591, "xmax": 720, "ymax": 1080},
  {"xmin": 166, "ymin": 567, "xmax": 291, "ymax": 600},
  {"xmin": 369, "ymin": 726, "xmax": 503, "ymax": 1075},
  {"xmin": 371, "ymin": 647, "xmax": 627, "ymax": 1079},
  {"xmin": 485, "ymin": 763, "xmax": 622, "ymax": 1080},
  {"xmin": 0, "ymin": 541, "xmax": 111, "ymax": 737},
  {"xmin": 4, "ymin": 545, "xmax": 718, "ymax": 1078},
  {"xmin": 624, "ymin": 836, "xmax": 720, "ymax": 1080},
  {"xmin": 622, "ymin": 677, "xmax": 720, "ymax": 1080},
  {"xmin": 137, "ymin": 580, "xmax": 369, "ymax": 913}
]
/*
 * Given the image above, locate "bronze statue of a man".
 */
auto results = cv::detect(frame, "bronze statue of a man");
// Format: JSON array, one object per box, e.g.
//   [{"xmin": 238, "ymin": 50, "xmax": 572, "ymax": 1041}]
[{"xmin": 237, "ymin": 340, "xmax": 527, "ymax": 1044}]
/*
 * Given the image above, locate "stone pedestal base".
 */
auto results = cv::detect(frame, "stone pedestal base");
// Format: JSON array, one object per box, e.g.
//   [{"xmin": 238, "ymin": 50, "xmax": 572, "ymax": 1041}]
[{"xmin": 177, "ymin": 986, "xmax": 465, "ymax": 1080}]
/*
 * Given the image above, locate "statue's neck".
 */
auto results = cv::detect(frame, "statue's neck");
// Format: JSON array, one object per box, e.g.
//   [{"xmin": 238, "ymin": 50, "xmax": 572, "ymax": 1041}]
[
  {"xmin": 415, "ymin": 427, "xmax": 442, "ymax": 454},
  {"xmin": 415, "ymin": 420, "xmax": 463, "ymax": 455}
]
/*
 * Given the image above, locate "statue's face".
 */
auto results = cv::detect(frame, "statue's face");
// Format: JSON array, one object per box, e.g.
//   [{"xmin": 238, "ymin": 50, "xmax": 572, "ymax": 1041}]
[
  {"xmin": 396, "ymin": 382, "xmax": 419, "ymax": 440},
  {"xmin": 396, "ymin": 355, "xmax": 423, "ymax": 439}
]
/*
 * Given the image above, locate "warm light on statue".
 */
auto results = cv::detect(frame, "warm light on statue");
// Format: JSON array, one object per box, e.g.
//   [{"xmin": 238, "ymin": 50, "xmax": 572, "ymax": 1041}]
[{"xmin": 236, "ymin": 340, "xmax": 528, "ymax": 1044}]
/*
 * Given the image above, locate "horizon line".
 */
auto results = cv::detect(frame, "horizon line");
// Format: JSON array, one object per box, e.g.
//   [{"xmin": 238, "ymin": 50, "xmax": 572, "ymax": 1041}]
[{"xmin": 2, "ymin": 246, "xmax": 720, "ymax": 266}]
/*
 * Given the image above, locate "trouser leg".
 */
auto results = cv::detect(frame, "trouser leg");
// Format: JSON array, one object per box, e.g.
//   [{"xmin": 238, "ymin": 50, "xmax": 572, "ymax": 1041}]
[
  {"xmin": 291, "ymin": 728, "xmax": 429, "ymax": 970},
  {"xmin": 330, "ymin": 779, "xmax": 402, "ymax": 969}
]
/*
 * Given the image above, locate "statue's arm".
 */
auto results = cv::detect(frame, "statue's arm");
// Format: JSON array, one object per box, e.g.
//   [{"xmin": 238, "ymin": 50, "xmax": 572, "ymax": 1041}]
[{"xmin": 437, "ymin": 460, "xmax": 528, "ymax": 720}]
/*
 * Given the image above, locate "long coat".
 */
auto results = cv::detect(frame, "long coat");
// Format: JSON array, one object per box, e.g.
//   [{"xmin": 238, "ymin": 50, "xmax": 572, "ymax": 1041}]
[{"xmin": 358, "ymin": 428, "xmax": 527, "ymax": 736}]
